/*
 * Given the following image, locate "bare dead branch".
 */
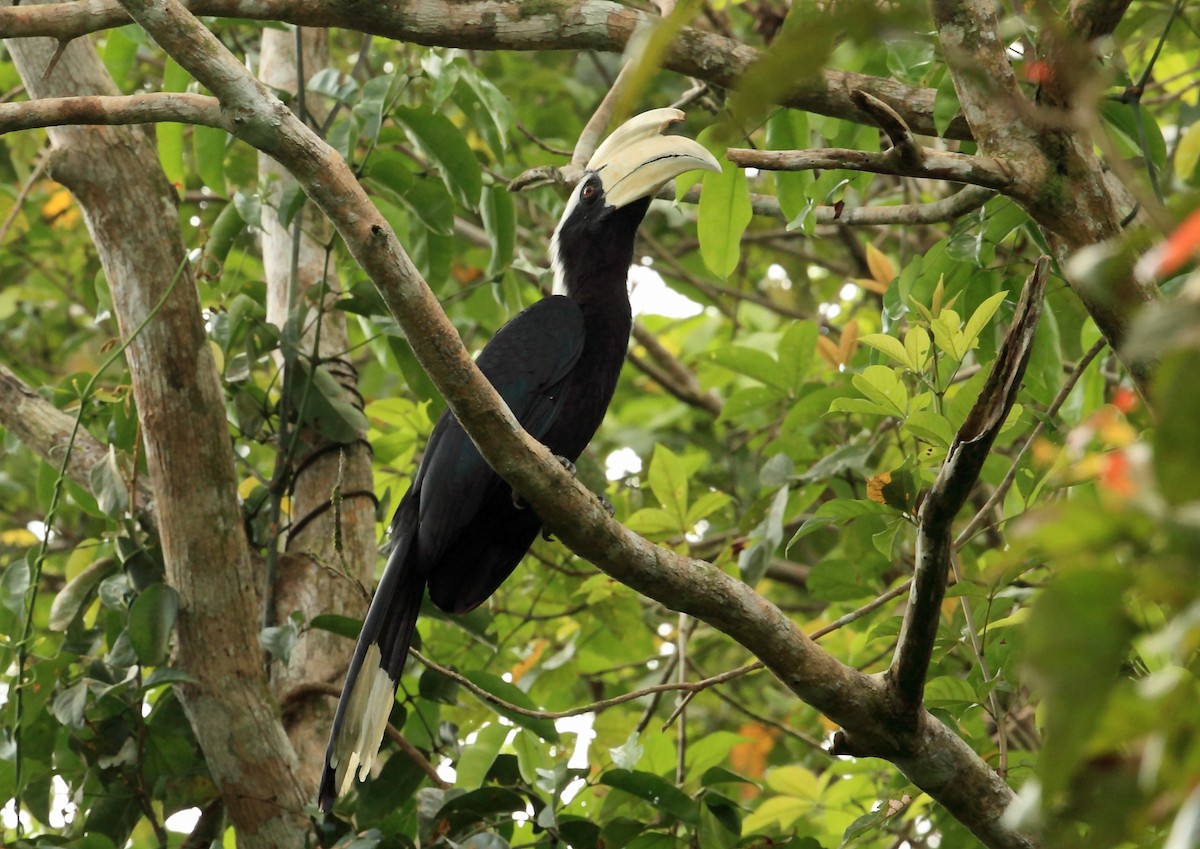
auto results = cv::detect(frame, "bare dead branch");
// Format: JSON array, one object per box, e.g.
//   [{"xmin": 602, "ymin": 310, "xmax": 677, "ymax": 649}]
[
  {"xmin": 888, "ymin": 257, "xmax": 1050, "ymax": 720},
  {"xmin": 727, "ymin": 141, "xmax": 1013, "ymax": 193}
]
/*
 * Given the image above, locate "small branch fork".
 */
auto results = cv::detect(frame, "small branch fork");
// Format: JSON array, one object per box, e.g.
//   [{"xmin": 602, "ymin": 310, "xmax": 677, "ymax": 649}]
[
  {"xmin": 887, "ymin": 257, "xmax": 1050, "ymax": 721},
  {"xmin": 727, "ymin": 91, "xmax": 1014, "ymax": 194}
]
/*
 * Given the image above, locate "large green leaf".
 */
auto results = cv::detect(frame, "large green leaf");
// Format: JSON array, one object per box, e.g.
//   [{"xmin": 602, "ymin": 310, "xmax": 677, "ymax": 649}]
[
  {"xmin": 128, "ymin": 583, "xmax": 179, "ymax": 667},
  {"xmin": 394, "ymin": 106, "xmax": 483, "ymax": 209},
  {"xmin": 698, "ymin": 158, "xmax": 752, "ymax": 278}
]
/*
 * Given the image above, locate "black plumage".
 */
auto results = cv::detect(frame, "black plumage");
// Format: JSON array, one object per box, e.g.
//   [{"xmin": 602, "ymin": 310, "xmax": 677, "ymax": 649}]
[{"xmin": 319, "ymin": 109, "xmax": 718, "ymax": 812}]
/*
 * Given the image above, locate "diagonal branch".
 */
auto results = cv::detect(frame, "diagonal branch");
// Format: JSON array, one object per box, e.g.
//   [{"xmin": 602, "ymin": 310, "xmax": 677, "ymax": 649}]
[
  {"xmin": 888, "ymin": 257, "xmax": 1049, "ymax": 721},
  {"xmin": 0, "ymin": 364, "xmax": 157, "ymax": 530}
]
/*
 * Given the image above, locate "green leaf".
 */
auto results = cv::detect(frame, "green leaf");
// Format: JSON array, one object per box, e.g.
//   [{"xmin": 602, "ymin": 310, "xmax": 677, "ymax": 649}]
[
  {"xmin": 482, "ymin": 184, "xmax": 515, "ymax": 277},
  {"xmin": 934, "ymin": 71, "xmax": 961, "ymax": 138},
  {"xmin": 103, "ymin": 28, "xmax": 140, "ymax": 90},
  {"xmin": 309, "ymin": 613, "xmax": 362, "ymax": 640},
  {"xmin": 851, "ymin": 365, "xmax": 908, "ymax": 416},
  {"xmin": 904, "ymin": 326, "xmax": 931, "ymax": 372},
  {"xmin": 49, "ymin": 556, "xmax": 117, "ymax": 632},
  {"xmin": 365, "ymin": 151, "xmax": 455, "ymax": 236},
  {"xmin": 293, "ymin": 361, "xmax": 370, "ymax": 443},
  {"xmin": 418, "ymin": 664, "xmax": 460, "ymax": 705},
  {"xmin": 859, "ymin": 333, "xmax": 912, "ymax": 370},
  {"xmin": 462, "ymin": 670, "xmax": 559, "ymax": 742},
  {"xmin": 766, "ymin": 109, "xmax": 810, "ymax": 220},
  {"xmin": 2, "ymin": 557, "xmax": 31, "ymax": 618},
  {"xmin": 394, "ymin": 106, "xmax": 482, "ymax": 208},
  {"xmin": 1154, "ymin": 349, "xmax": 1200, "ymax": 504},
  {"xmin": 625, "ymin": 507, "xmax": 682, "ymax": 537},
  {"xmin": 128, "ymin": 583, "xmax": 179, "ymax": 667},
  {"xmin": 708, "ymin": 346, "xmax": 788, "ymax": 391},
  {"xmin": 193, "ymin": 125, "xmax": 227, "ymax": 194},
  {"xmin": 962, "ymin": 290, "xmax": 1007, "ymax": 352},
  {"xmin": 1176, "ymin": 121, "xmax": 1200, "ymax": 183},
  {"xmin": 698, "ymin": 158, "xmax": 752, "ymax": 278},
  {"xmin": 778, "ymin": 321, "xmax": 817, "ymax": 392},
  {"xmin": 51, "ymin": 681, "xmax": 89, "ymax": 729},
  {"xmin": 600, "ymin": 769, "xmax": 699, "ymax": 825},
  {"xmin": 156, "ymin": 58, "xmax": 191, "ymax": 187},
  {"xmin": 929, "ymin": 308, "xmax": 965, "ymax": 360},
  {"xmin": 686, "ymin": 490, "xmax": 732, "ymax": 527},
  {"xmin": 648, "ymin": 444, "xmax": 690, "ymax": 525},
  {"xmin": 903, "ymin": 410, "xmax": 955, "ymax": 448},
  {"xmin": 1024, "ymin": 568, "xmax": 1132, "ymax": 801},
  {"xmin": 89, "ymin": 446, "xmax": 129, "ymax": 518},
  {"xmin": 455, "ymin": 722, "xmax": 509, "ymax": 790}
]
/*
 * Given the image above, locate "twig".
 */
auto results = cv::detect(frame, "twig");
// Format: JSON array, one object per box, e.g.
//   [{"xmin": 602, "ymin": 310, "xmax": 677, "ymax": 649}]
[
  {"xmin": 0, "ymin": 146, "xmax": 49, "ymax": 244},
  {"xmin": 630, "ymin": 323, "xmax": 722, "ymax": 416},
  {"xmin": 888, "ymin": 257, "xmax": 1049, "ymax": 721},
  {"xmin": 283, "ymin": 680, "xmax": 448, "ymax": 788},
  {"xmin": 410, "ymin": 647, "xmax": 764, "ymax": 722}
]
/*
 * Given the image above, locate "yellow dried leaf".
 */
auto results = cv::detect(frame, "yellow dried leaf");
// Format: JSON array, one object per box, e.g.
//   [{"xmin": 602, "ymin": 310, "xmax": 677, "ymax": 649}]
[
  {"xmin": 839, "ymin": 319, "xmax": 859, "ymax": 363},
  {"xmin": 730, "ymin": 721, "xmax": 777, "ymax": 793},
  {"xmin": 41, "ymin": 185, "xmax": 79, "ymax": 226},
  {"xmin": 817, "ymin": 334, "xmax": 842, "ymax": 367},
  {"xmin": 509, "ymin": 638, "xmax": 548, "ymax": 685},
  {"xmin": 866, "ymin": 471, "xmax": 892, "ymax": 504},
  {"xmin": 864, "ymin": 242, "xmax": 896, "ymax": 290},
  {"xmin": 856, "ymin": 276, "xmax": 889, "ymax": 295}
]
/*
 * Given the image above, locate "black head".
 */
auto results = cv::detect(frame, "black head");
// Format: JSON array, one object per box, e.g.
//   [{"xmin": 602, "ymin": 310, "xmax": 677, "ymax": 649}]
[{"xmin": 549, "ymin": 109, "xmax": 720, "ymax": 303}]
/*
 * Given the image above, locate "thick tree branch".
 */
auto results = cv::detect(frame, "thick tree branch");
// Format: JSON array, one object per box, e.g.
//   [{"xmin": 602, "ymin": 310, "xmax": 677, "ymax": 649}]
[
  {"xmin": 0, "ymin": 364, "xmax": 156, "ymax": 530},
  {"xmin": 888, "ymin": 257, "xmax": 1049, "ymax": 720},
  {"xmin": 0, "ymin": 0, "xmax": 972, "ymax": 140}
]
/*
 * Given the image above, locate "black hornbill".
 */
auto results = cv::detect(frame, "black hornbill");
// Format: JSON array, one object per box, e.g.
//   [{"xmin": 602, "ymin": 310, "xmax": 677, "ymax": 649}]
[{"xmin": 319, "ymin": 108, "xmax": 719, "ymax": 812}]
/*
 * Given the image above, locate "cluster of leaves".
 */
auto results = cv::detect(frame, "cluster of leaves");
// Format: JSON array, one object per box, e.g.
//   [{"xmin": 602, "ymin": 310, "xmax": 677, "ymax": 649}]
[{"xmin": 2, "ymin": 1, "xmax": 1200, "ymax": 848}]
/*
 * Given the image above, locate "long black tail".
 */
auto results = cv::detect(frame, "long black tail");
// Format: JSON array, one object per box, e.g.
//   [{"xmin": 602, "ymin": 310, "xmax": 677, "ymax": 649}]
[{"xmin": 318, "ymin": 497, "xmax": 423, "ymax": 813}]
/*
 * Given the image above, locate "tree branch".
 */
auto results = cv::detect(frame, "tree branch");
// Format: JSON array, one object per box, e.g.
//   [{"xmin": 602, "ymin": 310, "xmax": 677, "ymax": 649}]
[
  {"xmin": 0, "ymin": 91, "xmax": 226, "ymax": 134},
  {"xmin": 0, "ymin": 364, "xmax": 156, "ymax": 530},
  {"xmin": 0, "ymin": 0, "xmax": 972, "ymax": 141},
  {"xmin": 888, "ymin": 257, "xmax": 1049, "ymax": 720},
  {"xmin": 728, "ymin": 91, "xmax": 1015, "ymax": 193}
]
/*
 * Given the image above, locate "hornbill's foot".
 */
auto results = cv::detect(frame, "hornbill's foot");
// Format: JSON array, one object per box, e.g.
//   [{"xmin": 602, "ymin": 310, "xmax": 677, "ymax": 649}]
[
  {"xmin": 542, "ymin": 484, "xmax": 616, "ymax": 542},
  {"xmin": 512, "ymin": 455, "xmax": 578, "ymax": 510}
]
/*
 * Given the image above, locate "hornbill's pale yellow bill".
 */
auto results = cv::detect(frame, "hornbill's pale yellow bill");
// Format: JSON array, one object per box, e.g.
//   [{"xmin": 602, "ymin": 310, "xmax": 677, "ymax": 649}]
[
  {"xmin": 584, "ymin": 107, "xmax": 721, "ymax": 209},
  {"xmin": 319, "ymin": 108, "xmax": 719, "ymax": 814}
]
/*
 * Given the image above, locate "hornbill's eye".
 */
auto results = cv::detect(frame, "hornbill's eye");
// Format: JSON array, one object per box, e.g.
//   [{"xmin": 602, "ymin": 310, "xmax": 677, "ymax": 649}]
[{"xmin": 580, "ymin": 179, "xmax": 600, "ymax": 202}]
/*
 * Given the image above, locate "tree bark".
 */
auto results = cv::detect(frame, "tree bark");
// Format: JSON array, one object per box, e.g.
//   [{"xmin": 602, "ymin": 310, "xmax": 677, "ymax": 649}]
[
  {"xmin": 3, "ymin": 5, "xmax": 310, "ymax": 844},
  {"xmin": 257, "ymin": 26, "xmax": 377, "ymax": 795}
]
